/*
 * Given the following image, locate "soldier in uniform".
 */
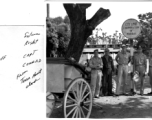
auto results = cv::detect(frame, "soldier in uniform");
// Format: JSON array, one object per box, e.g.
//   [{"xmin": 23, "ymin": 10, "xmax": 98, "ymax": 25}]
[
  {"xmin": 147, "ymin": 47, "xmax": 152, "ymax": 95},
  {"xmin": 115, "ymin": 44, "xmax": 131, "ymax": 96},
  {"xmin": 132, "ymin": 46, "xmax": 148, "ymax": 95},
  {"xmin": 102, "ymin": 48, "xmax": 115, "ymax": 96},
  {"xmin": 89, "ymin": 49, "xmax": 103, "ymax": 98}
]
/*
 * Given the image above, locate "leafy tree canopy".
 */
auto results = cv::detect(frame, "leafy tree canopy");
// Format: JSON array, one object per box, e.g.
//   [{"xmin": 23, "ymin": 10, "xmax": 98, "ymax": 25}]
[
  {"xmin": 46, "ymin": 16, "xmax": 71, "ymax": 57},
  {"xmin": 136, "ymin": 12, "xmax": 152, "ymax": 50}
]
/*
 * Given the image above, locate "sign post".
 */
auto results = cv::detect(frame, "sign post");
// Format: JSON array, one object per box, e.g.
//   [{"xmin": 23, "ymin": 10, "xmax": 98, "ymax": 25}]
[
  {"xmin": 121, "ymin": 19, "xmax": 142, "ymax": 80},
  {"xmin": 121, "ymin": 18, "xmax": 141, "ymax": 56}
]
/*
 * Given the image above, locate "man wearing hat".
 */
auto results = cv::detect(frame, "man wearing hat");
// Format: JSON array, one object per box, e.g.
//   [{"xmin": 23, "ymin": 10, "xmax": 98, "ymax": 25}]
[
  {"xmin": 115, "ymin": 44, "xmax": 131, "ymax": 96},
  {"xmin": 101, "ymin": 48, "xmax": 115, "ymax": 96},
  {"xmin": 132, "ymin": 45, "xmax": 148, "ymax": 95},
  {"xmin": 89, "ymin": 49, "xmax": 103, "ymax": 98}
]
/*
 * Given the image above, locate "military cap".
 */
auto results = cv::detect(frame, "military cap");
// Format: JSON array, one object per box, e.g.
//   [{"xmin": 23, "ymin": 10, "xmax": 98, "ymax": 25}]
[
  {"xmin": 105, "ymin": 48, "xmax": 110, "ymax": 52},
  {"xmin": 94, "ymin": 49, "xmax": 98, "ymax": 52}
]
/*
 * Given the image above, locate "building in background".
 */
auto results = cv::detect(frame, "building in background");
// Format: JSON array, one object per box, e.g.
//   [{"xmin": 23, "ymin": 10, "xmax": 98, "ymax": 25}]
[{"xmin": 79, "ymin": 44, "xmax": 121, "ymax": 66}]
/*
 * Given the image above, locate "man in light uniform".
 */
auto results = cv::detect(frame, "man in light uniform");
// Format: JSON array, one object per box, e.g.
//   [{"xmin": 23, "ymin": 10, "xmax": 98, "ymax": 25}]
[
  {"xmin": 133, "ymin": 46, "xmax": 148, "ymax": 95},
  {"xmin": 115, "ymin": 44, "xmax": 131, "ymax": 96},
  {"xmin": 89, "ymin": 49, "xmax": 103, "ymax": 98}
]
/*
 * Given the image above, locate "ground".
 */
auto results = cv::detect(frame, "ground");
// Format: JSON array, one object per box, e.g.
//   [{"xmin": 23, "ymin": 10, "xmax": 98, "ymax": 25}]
[
  {"xmin": 49, "ymin": 75, "xmax": 152, "ymax": 118},
  {"xmin": 91, "ymin": 95, "xmax": 152, "ymax": 118}
]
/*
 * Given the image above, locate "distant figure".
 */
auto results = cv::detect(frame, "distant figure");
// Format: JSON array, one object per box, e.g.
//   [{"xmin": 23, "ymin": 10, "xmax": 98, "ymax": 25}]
[
  {"xmin": 102, "ymin": 48, "xmax": 115, "ymax": 96},
  {"xmin": 89, "ymin": 49, "xmax": 103, "ymax": 98},
  {"xmin": 147, "ymin": 47, "xmax": 152, "ymax": 95},
  {"xmin": 115, "ymin": 44, "xmax": 131, "ymax": 96},
  {"xmin": 132, "ymin": 46, "xmax": 148, "ymax": 95}
]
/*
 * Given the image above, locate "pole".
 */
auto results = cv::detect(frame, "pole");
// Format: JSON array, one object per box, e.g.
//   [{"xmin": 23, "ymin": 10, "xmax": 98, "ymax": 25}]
[
  {"xmin": 47, "ymin": 4, "xmax": 50, "ymax": 18},
  {"xmin": 129, "ymin": 38, "xmax": 134, "ymax": 56}
]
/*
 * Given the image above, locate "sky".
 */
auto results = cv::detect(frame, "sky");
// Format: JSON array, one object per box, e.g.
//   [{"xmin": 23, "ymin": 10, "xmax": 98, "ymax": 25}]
[{"xmin": 48, "ymin": 1, "xmax": 152, "ymax": 36}]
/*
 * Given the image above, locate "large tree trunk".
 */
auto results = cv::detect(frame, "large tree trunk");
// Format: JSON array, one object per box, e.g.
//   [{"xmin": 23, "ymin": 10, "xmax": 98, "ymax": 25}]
[{"xmin": 64, "ymin": 3, "xmax": 111, "ymax": 62}]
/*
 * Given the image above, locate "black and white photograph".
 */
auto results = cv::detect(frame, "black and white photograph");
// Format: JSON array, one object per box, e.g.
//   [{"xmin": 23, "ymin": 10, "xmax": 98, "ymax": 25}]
[{"xmin": 46, "ymin": 1, "xmax": 152, "ymax": 118}]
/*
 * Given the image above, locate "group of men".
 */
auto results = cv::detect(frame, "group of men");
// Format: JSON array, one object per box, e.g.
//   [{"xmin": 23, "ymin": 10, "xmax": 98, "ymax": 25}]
[{"xmin": 88, "ymin": 44, "xmax": 152, "ymax": 98}]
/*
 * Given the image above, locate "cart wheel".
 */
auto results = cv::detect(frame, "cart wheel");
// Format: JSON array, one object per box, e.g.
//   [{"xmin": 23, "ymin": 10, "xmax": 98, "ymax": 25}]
[
  {"xmin": 46, "ymin": 92, "xmax": 56, "ymax": 118},
  {"xmin": 63, "ymin": 77, "xmax": 92, "ymax": 118}
]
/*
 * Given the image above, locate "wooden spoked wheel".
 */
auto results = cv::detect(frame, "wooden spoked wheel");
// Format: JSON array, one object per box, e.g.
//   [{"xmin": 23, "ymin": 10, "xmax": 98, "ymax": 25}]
[
  {"xmin": 46, "ymin": 92, "xmax": 56, "ymax": 118},
  {"xmin": 63, "ymin": 78, "xmax": 92, "ymax": 118}
]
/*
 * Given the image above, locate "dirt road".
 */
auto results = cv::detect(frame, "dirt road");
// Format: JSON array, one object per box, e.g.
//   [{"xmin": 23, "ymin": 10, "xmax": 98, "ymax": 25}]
[
  {"xmin": 49, "ymin": 75, "xmax": 152, "ymax": 118},
  {"xmin": 91, "ymin": 94, "xmax": 152, "ymax": 118}
]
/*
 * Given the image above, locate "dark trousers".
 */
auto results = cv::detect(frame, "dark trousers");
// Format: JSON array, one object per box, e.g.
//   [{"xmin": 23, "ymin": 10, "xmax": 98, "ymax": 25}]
[{"xmin": 102, "ymin": 70, "xmax": 112, "ymax": 95}]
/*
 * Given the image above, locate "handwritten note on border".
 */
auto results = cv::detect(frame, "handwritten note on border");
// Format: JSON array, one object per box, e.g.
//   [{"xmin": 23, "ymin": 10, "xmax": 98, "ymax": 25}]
[{"xmin": 0, "ymin": 26, "xmax": 44, "ymax": 92}]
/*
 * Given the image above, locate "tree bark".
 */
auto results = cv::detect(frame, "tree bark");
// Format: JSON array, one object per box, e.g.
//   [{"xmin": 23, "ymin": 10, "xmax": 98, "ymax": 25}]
[{"xmin": 64, "ymin": 3, "xmax": 111, "ymax": 62}]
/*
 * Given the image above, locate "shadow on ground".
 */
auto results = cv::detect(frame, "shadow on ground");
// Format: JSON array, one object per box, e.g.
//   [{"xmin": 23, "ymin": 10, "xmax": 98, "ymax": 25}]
[
  {"xmin": 50, "ymin": 96, "xmax": 152, "ymax": 118},
  {"xmin": 91, "ymin": 96, "xmax": 152, "ymax": 118}
]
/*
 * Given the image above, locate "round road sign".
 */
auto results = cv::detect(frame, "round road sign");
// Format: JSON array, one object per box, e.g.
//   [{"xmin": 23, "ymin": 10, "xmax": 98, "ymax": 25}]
[{"xmin": 121, "ymin": 18, "xmax": 141, "ymax": 39}]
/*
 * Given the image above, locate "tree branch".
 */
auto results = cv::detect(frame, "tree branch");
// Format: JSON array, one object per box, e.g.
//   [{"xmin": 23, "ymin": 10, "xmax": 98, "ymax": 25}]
[{"xmin": 87, "ymin": 8, "xmax": 111, "ymax": 30}]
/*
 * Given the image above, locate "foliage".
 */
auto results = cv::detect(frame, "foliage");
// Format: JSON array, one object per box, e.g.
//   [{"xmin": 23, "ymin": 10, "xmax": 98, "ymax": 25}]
[
  {"xmin": 87, "ymin": 12, "xmax": 152, "ymax": 49},
  {"xmin": 52, "ymin": 16, "xmax": 63, "ymax": 25},
  {"xmin": 63, "ymin": 15, "xmax": 70, "ymax": 24},
  {"xmin": 87, "ymin": 29, "xmax": 125, "ymax": 45},
  {"xmin": 46, "ymin": 16, "xmax": 70, "ymax": 57},
  {"xmin": 136, "ymin": 12, "xmax": 152, "ymax": 49}
]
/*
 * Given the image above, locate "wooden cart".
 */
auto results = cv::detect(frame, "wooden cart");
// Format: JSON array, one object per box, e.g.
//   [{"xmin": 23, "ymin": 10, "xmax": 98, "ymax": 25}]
[{"xmin": 46, "ymin": 58, "xmax": 92, "ymax": 118}]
